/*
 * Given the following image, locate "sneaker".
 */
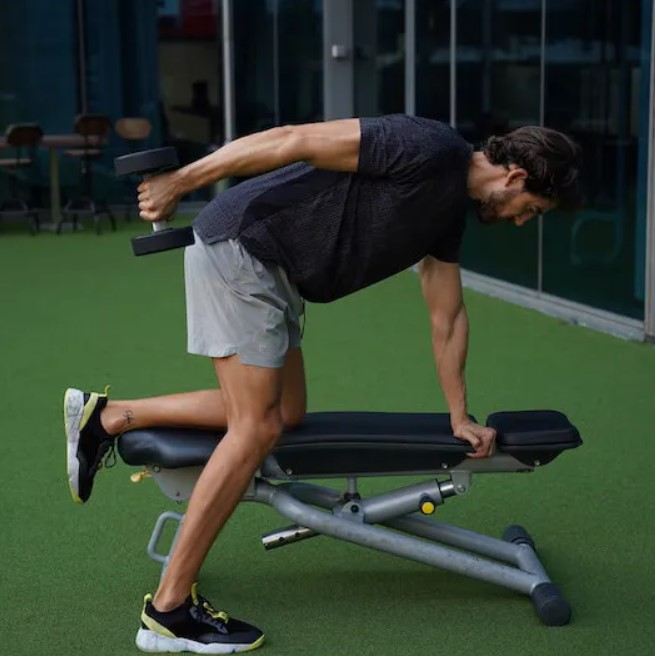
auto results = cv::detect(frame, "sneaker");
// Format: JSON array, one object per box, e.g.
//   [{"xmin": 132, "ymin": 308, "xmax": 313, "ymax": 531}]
[
  {"xmin": 64, "ymin": 387, "xmax": 116, "ymax": 504},
  {"xmin": 136, "ymin": 583, "xmax": 265, "ymax": 654}
]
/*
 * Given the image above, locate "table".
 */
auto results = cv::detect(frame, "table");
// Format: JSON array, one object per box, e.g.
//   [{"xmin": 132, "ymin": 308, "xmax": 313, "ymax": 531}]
[{"xmin": 0, "ymin": 134, "xmax": 104, "ymax": 226}]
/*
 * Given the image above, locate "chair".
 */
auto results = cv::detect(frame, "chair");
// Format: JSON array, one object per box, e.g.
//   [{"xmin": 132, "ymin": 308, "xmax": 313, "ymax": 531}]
[
  {"xmin": 60, "ymin": 114, "xmax": 116, "ymax": 235},
  {"xmin": 115, "ymin": 117, "xmax": 152, "ymax": 221},
  {"xmin": 0, "ymin": 123, "xmax": 43, "ymax": 234}
]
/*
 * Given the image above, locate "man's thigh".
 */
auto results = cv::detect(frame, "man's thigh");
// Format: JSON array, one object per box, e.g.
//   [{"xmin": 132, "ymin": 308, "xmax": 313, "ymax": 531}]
[
  {"xmin": 281, "ymin": 347, "xmax": 306, "ymax": 427},
  {"xmin": 213, "ymin": 354, "xmax": 284, "ymax": 427}
]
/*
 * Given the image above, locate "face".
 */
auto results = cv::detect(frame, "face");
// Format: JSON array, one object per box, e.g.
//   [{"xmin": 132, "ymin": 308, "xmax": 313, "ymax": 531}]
[{"xmin": 476, "ymin": 169, "xmax": 554, "ymax": 226}]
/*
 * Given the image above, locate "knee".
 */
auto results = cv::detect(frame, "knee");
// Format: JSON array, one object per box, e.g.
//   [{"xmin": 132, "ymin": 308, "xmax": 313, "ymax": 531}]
[
  {"xmin": 238, "ymin": 412, "xmax": 284, "ymax": 454},
  {"xmin": 281, "ymin": 406, "xmax": 306, "ymax": 431}
]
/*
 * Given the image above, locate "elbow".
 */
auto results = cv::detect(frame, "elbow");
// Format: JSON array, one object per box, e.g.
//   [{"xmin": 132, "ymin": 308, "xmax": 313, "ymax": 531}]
[{"xmin": 278, "ymin": 124, "xmax": 306, "ymax": 159}]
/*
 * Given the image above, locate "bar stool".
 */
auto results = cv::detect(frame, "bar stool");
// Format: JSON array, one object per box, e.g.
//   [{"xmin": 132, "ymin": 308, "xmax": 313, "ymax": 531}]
[
  {"xmin": 60, "ymin": 114, "xmax": 116, "ymax": 235},
  {"xmin": 0, "ymin": 123, "xmax": 43, "ymax": 234},
  {"xmin": 115, "ymin": 117, "xmax": 152, "ymax": 221}
]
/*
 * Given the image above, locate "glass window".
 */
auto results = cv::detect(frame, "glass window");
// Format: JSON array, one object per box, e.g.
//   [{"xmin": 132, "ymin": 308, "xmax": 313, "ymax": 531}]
[
  {"xmin": 542, "ymin": 0, "xmax": 650, "ymax": 319},
  {"xmin": 354, "ymin": 0, "xmax": 405, "ymax": 117},
  {"xmin": 277, "ymin": 0, "xmax": 323, "ymax": 125},
  {"xmin": 457, "ymin": 0, "xmax": 542, "ymax": 290},
  {"xmin": 0, "ymin": 1, "xmax": 78, "ymax": 205},
  {"xmin": 157, "ymin": 0, "xmax": 221, "ymax": 158},
  {"xmin": 415, "ymin": 0, "xmax": 451, "ymax": 122},
  {"xmin": 234, "ymin": 0, "xmax": 323, "ymax": 136}
]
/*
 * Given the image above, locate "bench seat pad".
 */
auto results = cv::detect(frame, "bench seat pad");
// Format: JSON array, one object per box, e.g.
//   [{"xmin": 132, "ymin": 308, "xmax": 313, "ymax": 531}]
[{"xmin": 117, "ymin": 410, "xmax": 581, "ymax": 475}]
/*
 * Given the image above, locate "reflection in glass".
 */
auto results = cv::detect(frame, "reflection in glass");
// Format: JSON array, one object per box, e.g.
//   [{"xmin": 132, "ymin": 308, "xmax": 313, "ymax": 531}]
[
  {"xmin": 355, "ymin": 0, "xmax": 405, "ymax": 117},
  {"xmin": 542, "ymin": 0, "xmax": 650, "ymax": 319},
  {"xmin": 234, "ymin": 0, "xmax": 322, "ymax": 136},
  {"xmin": 457, "ymin": 0, "xmax": 541, "ymax": 289},
  {"xmin": 415, "ymin": 0, "xmax": 451, "ymax": 122}
]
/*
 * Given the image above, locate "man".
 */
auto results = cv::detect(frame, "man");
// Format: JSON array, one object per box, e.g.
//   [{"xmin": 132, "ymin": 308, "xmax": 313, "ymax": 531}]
[{"xmin": 64, "ymin": 114, "xmax": 582, "ymax": 653}]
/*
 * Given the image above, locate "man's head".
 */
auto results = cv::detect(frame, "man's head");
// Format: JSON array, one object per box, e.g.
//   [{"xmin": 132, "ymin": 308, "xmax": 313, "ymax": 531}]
[{"xmin": 474, "ymin": 126, "xmax": 583, "ymax": 226}]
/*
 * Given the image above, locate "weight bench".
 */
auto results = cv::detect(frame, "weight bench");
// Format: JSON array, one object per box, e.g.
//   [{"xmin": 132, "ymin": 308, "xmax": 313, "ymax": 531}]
[{"xmin": 118, "ymin": 409, "xmax": 582, "ymax": 626}]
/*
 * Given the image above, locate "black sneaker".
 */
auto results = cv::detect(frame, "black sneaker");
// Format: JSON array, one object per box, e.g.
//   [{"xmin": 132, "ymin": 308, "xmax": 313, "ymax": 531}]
[
  {"xmin": 136, "ymin": 583, "xmax": 265, "ymax": 654},
  {"xmin": 64, "ymin": 387, "xmax": 116, "ymax": 504}
]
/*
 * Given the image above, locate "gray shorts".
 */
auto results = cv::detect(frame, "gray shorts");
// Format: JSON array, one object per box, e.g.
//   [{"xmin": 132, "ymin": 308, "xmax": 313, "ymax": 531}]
[{"xmin": 184, "ymin": 233, "xmax": 304, "ymax": 368}]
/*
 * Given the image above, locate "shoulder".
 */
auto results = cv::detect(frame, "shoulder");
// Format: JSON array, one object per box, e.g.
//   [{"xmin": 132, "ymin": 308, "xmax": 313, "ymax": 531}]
[
  {"xmin": 361, "ymin": 114, "xmax": 462, "ymax": 138},
  {"xmin": 363, "ymin": 115, "xmax": 470, "ymax": 157}
]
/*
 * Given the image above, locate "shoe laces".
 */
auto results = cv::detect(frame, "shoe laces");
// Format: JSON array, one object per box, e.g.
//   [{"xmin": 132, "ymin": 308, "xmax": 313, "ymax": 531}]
[
  {"xmin": 200, "ymin": 598, "xmax": 229, "ymax": 624},
  {"xmin": 191, "ymin": 585, "xmax": 230, "ymax": 624}
]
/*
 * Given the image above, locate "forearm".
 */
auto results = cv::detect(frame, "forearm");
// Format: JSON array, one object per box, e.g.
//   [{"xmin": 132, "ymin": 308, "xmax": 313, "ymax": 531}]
[
  {"xmin": 431, "ymin": 306, "xmax": 469, "ymax": 426},
  {"xmin": 174, "ymin": 125, "xmax": 301, "ymax": 195}
]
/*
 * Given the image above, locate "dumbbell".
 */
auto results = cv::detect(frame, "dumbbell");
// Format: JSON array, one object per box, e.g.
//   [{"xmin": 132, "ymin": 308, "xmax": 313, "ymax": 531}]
[{"xmin": 114, "ymin": 147, "xmax": 195, "ymax": 256}]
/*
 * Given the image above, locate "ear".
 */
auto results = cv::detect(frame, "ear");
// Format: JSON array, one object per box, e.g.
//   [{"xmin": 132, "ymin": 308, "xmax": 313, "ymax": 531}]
[{"xmin": 505, "ymin": 166, "xmax": 528, "ymax": 188}]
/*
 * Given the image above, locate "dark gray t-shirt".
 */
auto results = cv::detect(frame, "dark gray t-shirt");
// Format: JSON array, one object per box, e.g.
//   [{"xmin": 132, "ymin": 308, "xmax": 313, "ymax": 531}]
[{"xmin": 193, "ymin": 114, "xmax": 473, "ymax": 303}]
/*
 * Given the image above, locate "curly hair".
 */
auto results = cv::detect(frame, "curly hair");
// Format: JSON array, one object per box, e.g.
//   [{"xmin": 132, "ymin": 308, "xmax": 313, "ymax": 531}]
[{"xmin": 483, "ymin": 126, "xmax": 584, "ymax": 211}]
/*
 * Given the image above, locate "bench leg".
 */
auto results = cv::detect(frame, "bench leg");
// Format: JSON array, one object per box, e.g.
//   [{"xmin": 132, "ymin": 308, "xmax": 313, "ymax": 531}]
[
  {"xmin": 146, "ymin": 510, "xmax": 185, "ymax": 582},
  {"xmin": 254, "ymin": 480, "xmax": 572, "ymax": 625}
]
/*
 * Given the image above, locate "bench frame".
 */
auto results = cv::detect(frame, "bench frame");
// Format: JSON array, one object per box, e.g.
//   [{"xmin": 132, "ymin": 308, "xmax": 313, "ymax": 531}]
[{"xmin": 138, "ymin": 453, "xmax": 572, "ymax": 626}]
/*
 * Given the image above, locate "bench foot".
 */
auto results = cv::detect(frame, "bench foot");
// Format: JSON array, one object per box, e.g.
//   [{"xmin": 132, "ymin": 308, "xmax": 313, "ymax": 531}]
[{"xmin": 531, "ymin": 582, "xmax": 572, "ymax": 626}]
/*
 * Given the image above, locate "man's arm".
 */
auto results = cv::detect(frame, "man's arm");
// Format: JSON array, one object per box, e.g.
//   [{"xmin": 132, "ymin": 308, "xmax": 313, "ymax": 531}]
[
  {"xmin": 419, "ymin": 256, "xmax": 496, "ymax": 458},
  {"xmin": 138, "ymin": 120, "xmax": 361, "ymax": 222}
]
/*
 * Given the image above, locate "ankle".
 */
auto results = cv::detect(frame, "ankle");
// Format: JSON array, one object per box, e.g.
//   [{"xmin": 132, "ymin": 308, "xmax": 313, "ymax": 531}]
[
  {"xmin": 101, "ymin": 401, "xmax": 136, "ymax": 436},
  {"xmin": 152, "ymin": 592, "xmax": 186, "ymax": 613}
]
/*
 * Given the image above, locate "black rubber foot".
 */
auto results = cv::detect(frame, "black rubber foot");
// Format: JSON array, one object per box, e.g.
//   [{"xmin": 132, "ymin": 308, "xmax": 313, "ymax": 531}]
[
  {"xmin": 531, "ymin": 582, "xmax": 572, "ymax": 626},
  {"xmin": 131, "ymin": 225, "xmax": 195, "ymax": 256},
  {"xmin": 502, "ymin": 524, "xmax": 536, "ymax": 549}
]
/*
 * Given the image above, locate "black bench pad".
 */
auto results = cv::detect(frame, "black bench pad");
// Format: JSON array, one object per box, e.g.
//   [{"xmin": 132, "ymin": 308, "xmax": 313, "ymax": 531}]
[{"xmin": 118, "ymin": 410, "xmax": 581, "ymax": 475}]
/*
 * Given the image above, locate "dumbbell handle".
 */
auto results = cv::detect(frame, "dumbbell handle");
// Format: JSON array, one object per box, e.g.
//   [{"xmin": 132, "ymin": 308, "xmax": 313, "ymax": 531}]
[{"xmin": 141, "ymin": 171, "xmax": 173, "ymax": 233}]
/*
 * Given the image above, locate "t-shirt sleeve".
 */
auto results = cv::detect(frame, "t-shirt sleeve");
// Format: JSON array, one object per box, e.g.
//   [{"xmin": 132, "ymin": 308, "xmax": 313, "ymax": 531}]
[
  {"xmin": 429, "ymin": 214, "xmax": 466, "ymax": 263},
  {"xmin": 358, "ymin": 115, "xmax": 456, "ymax": 181}
]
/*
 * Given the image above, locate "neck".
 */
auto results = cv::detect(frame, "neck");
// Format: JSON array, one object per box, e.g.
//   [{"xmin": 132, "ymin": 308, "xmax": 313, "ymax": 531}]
[{"xmin": 467, "ymin": 151, "xmax": 503, "ymax": 200}]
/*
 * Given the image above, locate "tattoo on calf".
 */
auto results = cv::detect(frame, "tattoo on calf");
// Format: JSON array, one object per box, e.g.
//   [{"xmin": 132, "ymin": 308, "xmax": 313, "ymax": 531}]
[{"xmin": 123, "ymin": 410, "xmax": 134, "ymax": 428}]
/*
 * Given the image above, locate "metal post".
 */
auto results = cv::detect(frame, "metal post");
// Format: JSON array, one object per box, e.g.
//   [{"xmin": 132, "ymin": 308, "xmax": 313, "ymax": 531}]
[
  {"xmin": 450, "ymin": 0, "xmax": 457, "ymax": 127},
  {"xmin": 405, "ymin": 0, "xmax": 416, "ymax": 115},
  {"xmin": 222, "ymin": 0, "xmax": 236, "ymax": 143},
  {"xmin": 323, "ymin": 0, "xmax": 354, "ymax": 120}
]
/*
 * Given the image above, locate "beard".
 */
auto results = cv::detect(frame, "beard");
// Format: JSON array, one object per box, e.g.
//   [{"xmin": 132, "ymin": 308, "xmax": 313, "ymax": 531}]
[{"xmin": 475, "ymin": 188, "xmax": 521, "ymax": 225}]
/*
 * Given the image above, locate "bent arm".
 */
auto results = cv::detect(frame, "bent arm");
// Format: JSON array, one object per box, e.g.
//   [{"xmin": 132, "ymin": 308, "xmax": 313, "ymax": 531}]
[
  {"xmin": 419, "ymin": 256, "xmax": 469, "ymax": 427},
  {"xmin": 173, "ymin": 120, "xmax": 362, "ymax": 196}
]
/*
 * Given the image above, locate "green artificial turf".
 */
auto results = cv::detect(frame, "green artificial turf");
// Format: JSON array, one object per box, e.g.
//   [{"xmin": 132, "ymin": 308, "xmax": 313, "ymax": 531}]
[{"xmin": 0, "ymin": 219, "xmax": 654, "ymax": 656}]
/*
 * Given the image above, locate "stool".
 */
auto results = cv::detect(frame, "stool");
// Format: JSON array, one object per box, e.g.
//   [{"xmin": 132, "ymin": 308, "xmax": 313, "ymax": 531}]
[
  {"xmin": 115, "ymin": 117, "xmax": 152, "ymax": 221},
  {"xmin": 60, "ymin": 114, "xmax": 116, "ymax": 235},
  {"xmin": 0, "ymin": 123, "xmax": 43, "ymax": 234}
]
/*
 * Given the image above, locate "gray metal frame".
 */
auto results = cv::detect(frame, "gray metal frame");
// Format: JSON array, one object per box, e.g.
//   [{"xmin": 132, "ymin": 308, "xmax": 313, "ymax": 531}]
[
  {"xmin": 405, "ymin": 0, "xmax": 416, "ymax": 116},
  {"xmin": 141, "ymin": 454, "xmax": 571, "ymax": 625},
  {"xmin": 323, "ymin": 0, "xmax": 354, "ymax": 120},
  {"xmin": 221, "ymin": 0, "xmax": 236, "ymax": 144}
]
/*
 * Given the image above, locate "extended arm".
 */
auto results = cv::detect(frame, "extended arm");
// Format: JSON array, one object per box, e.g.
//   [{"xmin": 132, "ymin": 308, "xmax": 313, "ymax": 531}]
[
  {"xmin": 419, "ymin": 256, "xmax": 496, "ymax": 457},
  {"xmin": 138, "ymin": 120, "xmax": 361, "ymax": 221}
]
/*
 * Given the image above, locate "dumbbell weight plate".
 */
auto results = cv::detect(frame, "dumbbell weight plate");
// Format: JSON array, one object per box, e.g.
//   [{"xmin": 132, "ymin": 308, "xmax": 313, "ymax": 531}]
[
  {"xmin": 115, "ymin": 147, "xmax": 179, "ymax": 177},
  {"xmin": 132, "ymin": 225, "xmax": 195, "ymax": 256}
]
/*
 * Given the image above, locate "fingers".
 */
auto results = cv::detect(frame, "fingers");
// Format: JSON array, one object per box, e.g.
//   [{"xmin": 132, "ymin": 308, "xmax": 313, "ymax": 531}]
[
  {"xmin": 454, "ymin": 424, "xmax": 496, "ymax": 459},
  {"xmin": 139, "ymin": 210, "xmax": 160, "ymax": 222},
  {"xmin": 459, "ymin": 428, "xmax": 481, "ymax": 450}
]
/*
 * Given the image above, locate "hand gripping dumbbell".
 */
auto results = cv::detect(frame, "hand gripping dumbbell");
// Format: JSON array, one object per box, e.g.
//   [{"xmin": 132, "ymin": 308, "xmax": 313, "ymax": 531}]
[{"xmin": 114, "ymin": 147, "xmax": 195, "ymax": 256}]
